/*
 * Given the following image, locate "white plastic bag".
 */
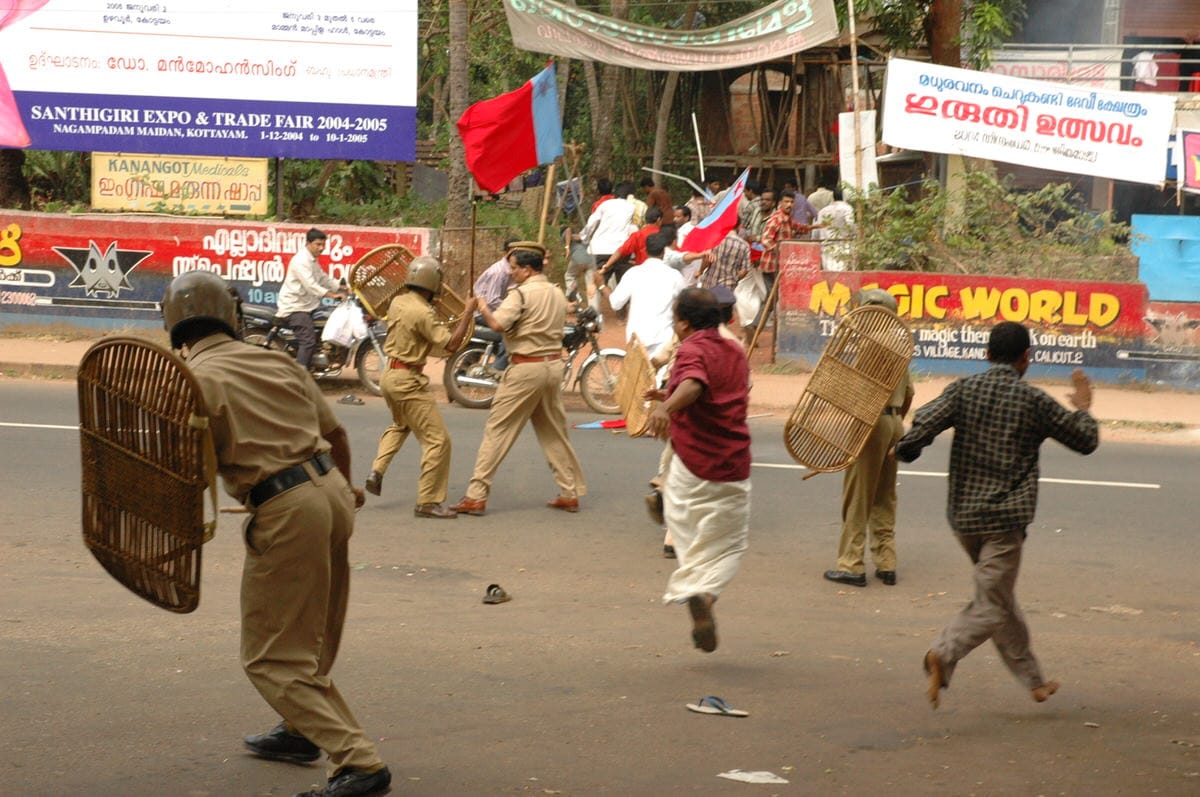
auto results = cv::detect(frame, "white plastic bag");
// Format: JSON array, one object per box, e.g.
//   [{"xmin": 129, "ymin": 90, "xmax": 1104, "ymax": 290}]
[
  {"xmin": 733, "ymin": 268, "xmax": 766, "ymax": 327},
  {"xmin": 321, "ymin": 300, "xmax": 367, "ymax": 347}
]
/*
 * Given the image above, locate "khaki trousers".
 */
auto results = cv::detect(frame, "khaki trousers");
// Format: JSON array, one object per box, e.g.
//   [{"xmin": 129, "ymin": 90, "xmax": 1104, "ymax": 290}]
[
  {"xmin": 241, "ymin": 464, "xmax": 382, "ymax": 775},
  {"xmin": 370, "ymin": 370, "xmax": 451, "ymax": 504},
  {"xmin": 836, "ymin": 413, "xmax": 902, "ymax": 573},
  {"xmin": 933, "ymin": 528, "xmax": 1047, "ymax": 691},
  {"xmin": 465, "ymin": 360, "xmax": 586, "ymax": 501}
]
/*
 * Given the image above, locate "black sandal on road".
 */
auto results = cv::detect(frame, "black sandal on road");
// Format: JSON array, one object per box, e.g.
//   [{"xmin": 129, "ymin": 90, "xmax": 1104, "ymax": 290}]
[{"xmin": 482, "ymin": 583, "xmax": 512, "ymax": 604}]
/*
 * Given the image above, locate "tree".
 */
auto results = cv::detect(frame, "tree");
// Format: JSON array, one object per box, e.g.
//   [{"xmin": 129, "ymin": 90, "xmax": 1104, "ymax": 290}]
[
  {"xmin": 445, "ymin": 0, "xmax": 471, "ymax": 230},
  {"xmin": 651, "ymin": 3, "xmax": 700, "ymax": 186},
  {"xmin": 0, "ymin": 150, "xmax": 30, "ymax": 209},
  {"xmin": 839, "ymin": 0, "xmax": 1026, "ymax": 68}
]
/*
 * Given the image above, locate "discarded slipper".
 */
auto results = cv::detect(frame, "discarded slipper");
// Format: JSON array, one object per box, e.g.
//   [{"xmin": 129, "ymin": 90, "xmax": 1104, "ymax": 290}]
[
  {"xmin": 686, "ymin": 696, "xmax": 748, "ymax": 718},
  {"xmin": 482, "ymin": 583, "xmax": 511, "ymax": 604},
  {"xmin": 338, "ymin": 394, "xmax": 364, "ymax": 405}
]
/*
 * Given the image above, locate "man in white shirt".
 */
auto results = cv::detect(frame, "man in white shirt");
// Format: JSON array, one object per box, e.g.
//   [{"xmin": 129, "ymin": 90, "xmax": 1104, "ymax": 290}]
[
  {"xmin": 580, "ymin": 185, "xmax": 636, "ymax": 277},
  {"xmin": 595, "ymin": 231, "xmax": 684, "ymax": 358},
  {"xmin": 813, "ymin": 188, "xmax": 856, "ymax": 271},
  {"xmin": 673, "ymin": 205, "xmax": 696, "ymax": 248},
  {"xmin": 275, "ymin": 228, "xmax": 346, "ymax": 368}
]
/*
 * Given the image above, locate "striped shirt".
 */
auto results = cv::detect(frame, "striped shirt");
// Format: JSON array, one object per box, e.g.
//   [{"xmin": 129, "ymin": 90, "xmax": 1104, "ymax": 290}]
[
  {"xmin": 896, "ymin": 364, "xmax": 1098, "ymax": 534},
  {"xmin": 700, "ymin": 233, "xmax": 750, "ymax": 291}
]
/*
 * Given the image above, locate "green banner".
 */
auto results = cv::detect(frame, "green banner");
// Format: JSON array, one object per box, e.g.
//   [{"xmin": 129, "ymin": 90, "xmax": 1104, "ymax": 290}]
[{"xmin": 504, "ymin": 0, "xmax": 839, "ymax": 72}]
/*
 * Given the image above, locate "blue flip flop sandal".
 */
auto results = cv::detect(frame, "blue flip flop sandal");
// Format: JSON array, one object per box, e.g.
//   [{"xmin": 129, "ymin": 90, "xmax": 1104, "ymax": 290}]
[{"xmin": 686, "ymin": 696, "xmax": 749, "ymax": 717}]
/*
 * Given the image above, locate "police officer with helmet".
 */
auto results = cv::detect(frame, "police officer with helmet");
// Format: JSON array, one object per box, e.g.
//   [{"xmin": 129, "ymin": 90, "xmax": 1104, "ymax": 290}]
[
  {"xmin": 364, "ymin": 255, "xmax": 476, "ymax": 517},
  {"xmin": 162, "ymin": 270, "xmax": 392, "ymax": 797}
]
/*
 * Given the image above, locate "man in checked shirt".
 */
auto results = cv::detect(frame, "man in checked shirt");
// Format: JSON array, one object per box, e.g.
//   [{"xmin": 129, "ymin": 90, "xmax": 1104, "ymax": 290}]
[{"xmin": 896, "ymin": 321, "xmax": 1098, "ymax": 709}]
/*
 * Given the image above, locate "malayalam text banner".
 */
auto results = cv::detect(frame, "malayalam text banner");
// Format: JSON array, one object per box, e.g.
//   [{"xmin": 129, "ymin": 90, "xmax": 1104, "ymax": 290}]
[
  {"xmin": 881, "ymin": 58, "xmax": 1175, "ymax": 186},
  {"xmin": 91, "ymin": 153, "xmax": 269, "ymax": 215},
  {"xmin": 503, "ymin": 0, "xmax": 839, "ymax": 72},
  {"xmin": 986, "ymin": 48, "xmax": 1124, "ymax": 91},
  {"xmin": 0, "ymin": 1, "xmax": 417, "ymax": 160}
]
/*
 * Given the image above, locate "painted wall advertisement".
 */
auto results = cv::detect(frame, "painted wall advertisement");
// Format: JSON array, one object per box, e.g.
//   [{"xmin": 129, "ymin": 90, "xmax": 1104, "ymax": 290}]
[
  {"xmin": 776, "ymin": 242, "xmax": 1200, "ymax": 388},
  {"xmin": 0, "ymin": 211, "xmax": 428, "ymax": 327},
  {"xmin": 882, "ymin": 57, "xmax": 1175, "ymax": 186},
  {"xmin": 0, "ymin": 1, "xmax": 417, "ymax": 160}
]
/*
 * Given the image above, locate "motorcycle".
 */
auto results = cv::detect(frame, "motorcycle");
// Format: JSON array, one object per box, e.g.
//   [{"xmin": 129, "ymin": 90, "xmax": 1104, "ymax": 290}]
[
  {"xmin": 240, "ymin": 295, "xmax": 388, "ymax": 396},
  {"xmin": 443, "ymin": 303, "xmax": 625, "ymax": 414}
]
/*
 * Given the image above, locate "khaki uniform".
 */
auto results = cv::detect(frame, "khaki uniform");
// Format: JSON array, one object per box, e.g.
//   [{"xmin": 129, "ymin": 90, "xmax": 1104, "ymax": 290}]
[
  {"xmin": 187, "ymin": 333, "xmax": 382, "ymax": 776},
  {"xmin": 463, "ymin": 274, "xmax": 586, "ymax": 501},
  {"xmin": 370, "ymin": 292, "xmax": 453, "ymax": 504},
  {"xmin": 836, "ymin": 370, "xmax": 914, "ymax": 574}
]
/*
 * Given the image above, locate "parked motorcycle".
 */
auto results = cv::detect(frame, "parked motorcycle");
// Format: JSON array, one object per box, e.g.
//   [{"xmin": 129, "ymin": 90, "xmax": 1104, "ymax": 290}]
[
  {"xmin": 240, "ymin": 295, "xmax": 388, "ymax": 395},
  {"xmin": 443, "ymin": 303, "xmax": 625, "ymax": 413}
]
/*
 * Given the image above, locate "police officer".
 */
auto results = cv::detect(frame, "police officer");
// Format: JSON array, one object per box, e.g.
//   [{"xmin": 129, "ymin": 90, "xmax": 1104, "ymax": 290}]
[
  {"xmin": 162, "ymin": 271, "xmax": 391, "ymax": 797},
  {"xmin": 823, "ymin": 288, "xmax": 914, "ymax": 588},
  {"xmin": 451, "ymin": 242, "xmax": 586, "ymax": 514},
  {"xmin": 365, "ymin": 256, "xmax": 476, "ymax": 518}
]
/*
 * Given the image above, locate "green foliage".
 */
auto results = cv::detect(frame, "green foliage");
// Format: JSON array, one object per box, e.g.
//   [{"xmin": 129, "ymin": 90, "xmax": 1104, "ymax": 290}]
[
  {"xmin": 853, "ymin": 170, "xmax": 1136, "ymax": 281},
  {"xmin": 839, "ymin": 0, "xmax": 1027, "ymax": 68},
  {"xmin": 24, "ymin": 150, "xmax": 90, "ymax": 209}
]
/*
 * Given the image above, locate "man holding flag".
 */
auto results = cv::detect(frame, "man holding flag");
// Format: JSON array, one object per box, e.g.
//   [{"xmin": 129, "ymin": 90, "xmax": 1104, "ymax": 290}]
[
  {"xmin": 456, "ymin": 63, "xmax": 563, "ymax": 197},
  {"xmin": 678, "ymin": 169, "xmax": 749, "ymax": 255}
]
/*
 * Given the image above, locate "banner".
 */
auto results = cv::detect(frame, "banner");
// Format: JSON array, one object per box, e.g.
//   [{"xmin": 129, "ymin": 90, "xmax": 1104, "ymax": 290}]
[
  {"xmin": 882, "ymin": 58, "xmax": 1176, "ymax": 186},
  {"xmin": 503, "ymin": 0, "xmax": 838, "ymax": 72},
  {"xmin": 768, "ymin": 242, "xmax": 1186, "ymax": 385},
  {"xmin": 91, "ymin": 153, "xmax": 269, "ymax": 215},
  {"xmin": 0, "ymin": 1, "xmax": 417, "ymax": 160},
  {"xmin": 0, "ymin": 211, "xmax": 427, "ymax": 327},
  {"xmin": 1175, "ymin": 130, "xmax": 1200, "ymax": 194},
  {"xmin": 986, "ymin": 48, "xmax": 1124, "ymax": 91},
  {"xmin": 837, "ymin": 110, "xmax": 878, "ymax": 192}
]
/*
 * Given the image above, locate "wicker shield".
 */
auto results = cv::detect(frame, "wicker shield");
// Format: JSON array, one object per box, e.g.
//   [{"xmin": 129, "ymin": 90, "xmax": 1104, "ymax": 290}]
[
  {"xmin": 784, "ymin": 305, "xmax": 913, "ymax": 474},
  {"xmin": 78, "ymin": 337, "xmax": 217, "ymax": 613},
  {"xmin": 613, "ymin": 335, "xmax": 660, "ymax": 437},
  {"xmin": 349, "ymin": 244, "xmax": 467, "ymax": 323}
]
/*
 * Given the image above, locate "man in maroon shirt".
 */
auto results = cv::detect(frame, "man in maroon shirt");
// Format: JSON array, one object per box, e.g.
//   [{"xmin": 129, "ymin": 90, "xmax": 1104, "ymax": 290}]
[{"xmin": 645, "ymin": 288, "xmax": 751, "ymax": 653}]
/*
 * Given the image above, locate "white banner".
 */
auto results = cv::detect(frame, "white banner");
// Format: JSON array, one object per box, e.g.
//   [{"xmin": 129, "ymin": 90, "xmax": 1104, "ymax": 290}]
[
  {"xmin": 838, "ymin": 110, "xmax": 878, "ymax": 193},
  {"xmin": 987, "ymin": 48, "xmax": 1124, "ymax": 91},
  {"xmin": 882, "ymin": 58, "xmax": 1176, "ymax": 186}
]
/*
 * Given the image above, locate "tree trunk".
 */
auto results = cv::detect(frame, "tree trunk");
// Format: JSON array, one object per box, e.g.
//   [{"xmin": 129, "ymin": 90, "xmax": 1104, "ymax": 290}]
[
  {"xmin": 926, "ymin": 0, "xmax": 963, "ymax": 67},
  {"xmin": 589, "ymin": 0, "xmax": 627, "ymax": 183},
  {"xmin": 651, "ymin": 3, "xmax": 699, "ymax": 184},
  {"xmin": 0, "ymin": 150, "xmax": 30, "ymax": 209},
  {"xmin": 445, "ymin": 0, "xmax": 471, "ymax": 230}
]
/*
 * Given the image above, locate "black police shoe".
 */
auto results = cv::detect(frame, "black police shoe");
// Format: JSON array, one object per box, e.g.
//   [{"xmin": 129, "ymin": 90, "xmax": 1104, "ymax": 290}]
[
  {"xmin": 243, "ymin": 722, "xmax": 321, "ymax": 763},
  {"xmin": 823, "ymin": 570, "xmax": 867, "ymax": 587},
  {"xmin": 294, "ymin": 765, "xmax": 392, "ymax": 797}
]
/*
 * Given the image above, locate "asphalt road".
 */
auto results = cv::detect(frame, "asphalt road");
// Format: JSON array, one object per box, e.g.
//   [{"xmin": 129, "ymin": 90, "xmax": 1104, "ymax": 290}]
[{"xmin": 1, "ymin": 379, "xmax": 1198, "ymax": 796}]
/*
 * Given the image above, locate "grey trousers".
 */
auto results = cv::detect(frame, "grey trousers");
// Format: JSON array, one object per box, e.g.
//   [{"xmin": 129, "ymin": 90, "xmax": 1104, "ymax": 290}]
[{"xmin": 932, "ymin": 528, "xmax": 1048, "ymax": 691}]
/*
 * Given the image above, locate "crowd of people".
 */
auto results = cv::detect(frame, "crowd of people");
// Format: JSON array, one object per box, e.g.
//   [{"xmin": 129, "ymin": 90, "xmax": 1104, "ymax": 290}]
[{"xmin": 152, "ymin": 173, "xmax": 1099, "ymax": 795}]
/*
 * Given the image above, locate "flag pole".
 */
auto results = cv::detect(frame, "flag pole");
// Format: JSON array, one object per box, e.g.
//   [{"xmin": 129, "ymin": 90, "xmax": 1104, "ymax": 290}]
[
  {"xmin": 537, "ymin": 161, "xmax": 557, "ymax": 245},
  {"xmin": 468, "ymin": 199, "xmax": 478, "ymax": 293}
]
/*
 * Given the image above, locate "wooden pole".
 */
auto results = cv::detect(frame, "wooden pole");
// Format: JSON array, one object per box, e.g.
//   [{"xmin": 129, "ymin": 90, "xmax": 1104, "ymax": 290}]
[
  {"xmin": 537, "ymin": 161, "xmax": 557, "ymax": 245},
  {"xmin": 468, "ymin": 200, "xmax": 478, "ymax": 292},
  {"xmin": 848, "ymin": 0, "xmax": 865, "ymax": 258}
]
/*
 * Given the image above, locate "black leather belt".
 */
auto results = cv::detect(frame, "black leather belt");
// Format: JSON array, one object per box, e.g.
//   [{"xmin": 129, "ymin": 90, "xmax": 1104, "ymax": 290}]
[
  {"xmin": 882, "ymin": 407, "xmax": 902, "ymax": 415},
  {"xmin": 248, "ymin": 452, "xmax": 335, "ymax": 508}
]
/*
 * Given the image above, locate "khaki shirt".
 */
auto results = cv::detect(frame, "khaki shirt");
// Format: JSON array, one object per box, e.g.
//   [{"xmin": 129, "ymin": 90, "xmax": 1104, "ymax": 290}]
[
  {"xmin": 383, "ymin": 291, "xmax": 451, "ymax": 364},
  {"xmin": 493, "ymin": 273, "xmax": 566, "ymax": 357},
  {"xmin": 187, "ymin": 333, "xmax": 338, "ymax": 501}
]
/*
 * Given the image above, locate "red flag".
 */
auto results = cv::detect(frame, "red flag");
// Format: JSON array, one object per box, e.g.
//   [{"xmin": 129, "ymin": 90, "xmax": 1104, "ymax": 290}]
[
  {"xmin": 679, "ymin": 169, "xmax": 749, "ymax": 252},
  {"xmin": 456, "ymin": 64, "xmax": 563, "ymax": 194}
]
